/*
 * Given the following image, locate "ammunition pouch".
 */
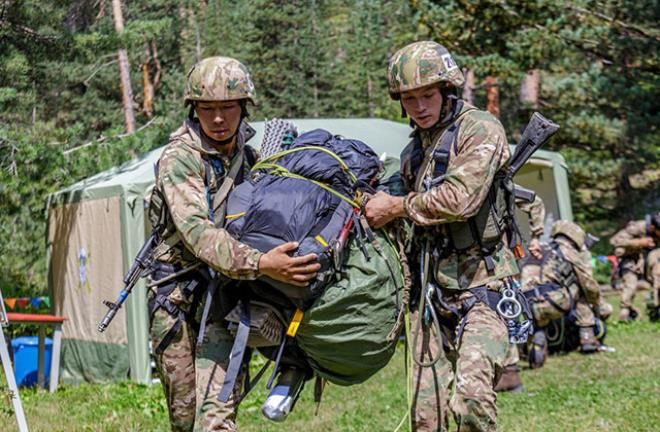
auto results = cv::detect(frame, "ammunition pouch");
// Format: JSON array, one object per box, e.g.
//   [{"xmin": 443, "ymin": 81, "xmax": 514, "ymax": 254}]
[{"xmin": 445, "ymin": 177, "xmax": 509, "ymax": 273}]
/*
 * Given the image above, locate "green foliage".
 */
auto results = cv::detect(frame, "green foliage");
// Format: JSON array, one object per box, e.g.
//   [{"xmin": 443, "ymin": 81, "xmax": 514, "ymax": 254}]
[{"xmin": 0, "ymin": 0, "xmax": 658, "ymax": 296}]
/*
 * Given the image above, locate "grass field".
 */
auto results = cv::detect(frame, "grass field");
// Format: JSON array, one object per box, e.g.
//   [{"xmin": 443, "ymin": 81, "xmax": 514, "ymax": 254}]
[{"xmin": 2, "ymin": 294, "xmax": 658, "ymax": 432}]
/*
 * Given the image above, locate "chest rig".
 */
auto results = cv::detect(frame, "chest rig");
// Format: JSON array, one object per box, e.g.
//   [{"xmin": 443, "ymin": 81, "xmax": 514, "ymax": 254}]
[{"xmin": 400, "ymin": 103, "xmax": 511, "ymax": 273}]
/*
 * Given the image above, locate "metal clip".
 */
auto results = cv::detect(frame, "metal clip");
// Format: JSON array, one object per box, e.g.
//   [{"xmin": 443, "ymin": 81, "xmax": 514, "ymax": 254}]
[{"xmin": 496, "ymin": 287, "xmax": 522, "ymax": 320}]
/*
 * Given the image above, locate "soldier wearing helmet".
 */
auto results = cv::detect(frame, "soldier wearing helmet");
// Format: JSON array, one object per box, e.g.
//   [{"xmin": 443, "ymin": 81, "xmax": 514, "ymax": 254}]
[
  {"xmin": 365, "ymin": 41, "xmax": 519, "ymax": 432},
  {"xmin": 520, "ymin": 220, "xmax": 605, "ymax": 368},
  {"xmin": 610, "ymin": 212, "xmax": 660, "ymax": 321},
  {"xmin": 147, "ymin": 56, "xmax": 320, "ymax": 431}
]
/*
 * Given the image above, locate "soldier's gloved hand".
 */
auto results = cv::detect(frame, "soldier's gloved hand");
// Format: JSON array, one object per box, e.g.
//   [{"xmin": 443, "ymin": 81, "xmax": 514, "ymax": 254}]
[
  {"xmin": 528, "ymin": 238, "xmax": 543, "ymax": 259},
  {"xmin": 364, "ymin": 191, "xmax": 406, "ymax": 229},
  {"xmin": 259, "ymin": 242, "xmax": 321, "ymax": 287}
]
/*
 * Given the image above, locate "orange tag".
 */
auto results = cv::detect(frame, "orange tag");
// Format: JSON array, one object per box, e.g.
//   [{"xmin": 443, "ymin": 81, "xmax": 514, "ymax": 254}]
[{"xmin": 513, "ymin": 243, "xmax": 525, "ymax": 259}]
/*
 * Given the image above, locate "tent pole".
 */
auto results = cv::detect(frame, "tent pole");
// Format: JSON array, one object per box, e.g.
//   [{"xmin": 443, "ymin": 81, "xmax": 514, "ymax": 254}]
[{"xmin": 1, "ymin": 289, "xmax": 30, "ymax": 432}]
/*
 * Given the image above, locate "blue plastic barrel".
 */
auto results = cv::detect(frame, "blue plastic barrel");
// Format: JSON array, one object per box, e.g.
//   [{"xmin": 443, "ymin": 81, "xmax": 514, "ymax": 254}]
[{"xmin": 11, "ymin": 336, "xmax": 53, "ymax": 387}]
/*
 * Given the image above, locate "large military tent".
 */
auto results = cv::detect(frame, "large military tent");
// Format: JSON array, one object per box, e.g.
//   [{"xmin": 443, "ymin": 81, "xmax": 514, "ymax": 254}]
[{"xmin": 46, "ymin": 118, "xmax": 573, "ymax": 384}]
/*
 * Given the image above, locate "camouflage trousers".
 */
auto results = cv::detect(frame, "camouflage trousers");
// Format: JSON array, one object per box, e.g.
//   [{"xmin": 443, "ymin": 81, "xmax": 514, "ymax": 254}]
[
  {"xmin": 529, "ymin": 285, "xmax": 595, "ymax": 328},
  {"xmin": 502, "ymin": 343, "xmax": 519, "ymax": 368},
  {"xmin": 617, "ymin": 260, "xmax": 641, "ymax": 320},
  {"xmin": 411, "ymin": 292, "xmax": 508, "ymax": 432},
  {"xmin": 148, "ymin": 290, "xmax": 197, "ymax": 432},
  {"xmin": 411, "ymin": 309, "xmax": 451, "ymax": 432},
  {"xmin": 194, "ymin": 320, "xmax": 246, "ymax": 432}
]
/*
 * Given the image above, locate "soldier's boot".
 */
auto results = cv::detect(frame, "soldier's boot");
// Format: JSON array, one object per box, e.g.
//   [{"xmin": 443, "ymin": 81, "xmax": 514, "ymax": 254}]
[
  {"xmin": 262, "ymin": 367, "xmax": 306, "ymax": 422},
  {"xmin": 528, "ymin": 329, "xmax": 547, "ymax": 369},
  {"xmin": 619, "ymin": 306, "xmax": 639, "ymax": 322},
  {"xmin": 579, "ymin": 326, "xmax": 600, "ymax": 353},
  {"xmin": 494, "ymin": 364, "xmax": 523, "ymax": 393}
]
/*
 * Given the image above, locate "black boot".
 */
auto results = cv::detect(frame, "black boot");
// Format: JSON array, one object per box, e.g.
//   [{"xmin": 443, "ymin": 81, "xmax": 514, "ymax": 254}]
[{"xmin": 528, "ymin": 329, "xmax": 547, "ymax": 369}]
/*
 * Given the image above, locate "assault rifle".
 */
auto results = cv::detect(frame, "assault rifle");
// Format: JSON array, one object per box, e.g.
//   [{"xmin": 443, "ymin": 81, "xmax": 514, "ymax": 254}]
[
  {"xmin": 503, "ymin": 112, "xmax": 560, "ymax": 258},
  {"xmin": 506, "ymin": 112, "xmax": 560, "ymax": 179},
  {"xmin": 97, "ymin": 232, "xmax": 158, "ymax": 332}
]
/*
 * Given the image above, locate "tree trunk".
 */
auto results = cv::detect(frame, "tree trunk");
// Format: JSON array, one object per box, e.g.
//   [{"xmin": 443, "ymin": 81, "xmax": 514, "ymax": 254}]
[
  {"xmin": 111, "ymin": 0, "xmax": 135, "ymax": 134},
  {"xmin": 485, "ymin": 75, "xmax": 499, "ymax": 118},
  {"xmin": 520, "ymin": 69, "xmax": 540, "ymax": 107},
  {"xmin": 367, "ymin": 74, "xmax": 375, "ymax": 118},
  {"xmin": 462, "ymin": 68, "xmax": 475, "ymax": 105},
  {"xmin": 142, "ymin": 43, "xmax": 154, "ymax": 118}
]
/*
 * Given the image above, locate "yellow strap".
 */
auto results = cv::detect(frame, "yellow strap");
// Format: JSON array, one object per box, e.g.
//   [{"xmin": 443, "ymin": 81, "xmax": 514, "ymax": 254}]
[
  {"xmin": 255, "ymin": 162, "xmax": 360, "ymax": 208},
  {"xmin": 315, "ymin": 235, "xmax": 329, "ymax": 248},
  {"xmin": 225, "ymin": 212, "xmax": 246, "ymax": 220},
  {"xmin": 286, "ymin": 308, "xmax": 304, "ymax": 337},
  {"xmin": 252, "ymin": 146, "xmax": 358, "ymax": 182}
]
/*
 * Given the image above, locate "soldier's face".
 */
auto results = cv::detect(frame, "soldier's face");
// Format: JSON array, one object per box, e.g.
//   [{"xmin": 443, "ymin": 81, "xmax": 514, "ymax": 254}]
[
  {"xmin": 400, "ymin": 85, "xmax": 443, "ymax": 129},
  {"xmin": 195, "ymin": 100, "xmax": 242, "ymax": 142}
]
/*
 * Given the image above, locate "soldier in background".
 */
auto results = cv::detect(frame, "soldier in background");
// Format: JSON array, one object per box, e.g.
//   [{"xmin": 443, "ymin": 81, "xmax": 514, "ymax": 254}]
[
  {"xmin": 521, "ymin": 220, "xmax": 603, "ymax": 368},
  {"xmin": 610, "ymin": 212, "xmax": 659, "ymax": 321},
  {"xmin": 366, "ymin": 40, "xmax": 520, "ymax": 432},
  {"xmin": 147, "ymin": 56, "xmax": 319, "ymax": 431}
]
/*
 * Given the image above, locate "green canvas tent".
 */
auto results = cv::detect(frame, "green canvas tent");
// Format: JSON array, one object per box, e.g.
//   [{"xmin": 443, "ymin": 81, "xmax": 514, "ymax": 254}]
[{"xmin": 46, "ymin": 118, "xmax": 572, "ymax": 384}]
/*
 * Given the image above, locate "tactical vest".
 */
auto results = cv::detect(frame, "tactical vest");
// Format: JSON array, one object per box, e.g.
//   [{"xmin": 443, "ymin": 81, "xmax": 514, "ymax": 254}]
[
  {"xmin": 147, "ymin": 140, "xmax": 257, "ymax": 245},
  {"xmin": 400, "ymin": 105, "xmax": 510, "ymax": 271},
  {"xmin": 522, "ymin": 240, "xmax": 580, "ymax": 314}
]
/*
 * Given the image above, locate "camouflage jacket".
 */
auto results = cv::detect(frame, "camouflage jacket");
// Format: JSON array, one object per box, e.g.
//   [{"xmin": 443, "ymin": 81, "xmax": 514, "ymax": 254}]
[
  {"xmin": 402, "ymin": 102, "xmax": 518, "ymax": 290},
  {"xmin": 521, "ymin": 237, "xmax": 600, "ymax": 305},
  {"xmin": 610, "ymin": 220, "xmax": 658, "ymax": 257},
  {"xmin": 517, "ymin": 194, "xmax": 545, "ymax": 240},
  {"xmin": 149, "ymin": 118, "xmax": 261, "ymax": 280}
]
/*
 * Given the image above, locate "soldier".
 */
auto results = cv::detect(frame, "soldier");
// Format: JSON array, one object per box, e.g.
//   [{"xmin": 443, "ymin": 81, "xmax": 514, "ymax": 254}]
[
  {"xmin": 147, "ymin": 56, "xmax": 320, "ymax": 432},
  {"xmin": 366, "ymin": 41, "xmax": 522, "ymax": 432},
  {"xmin": 609, "ymin": 212, "xmax": 660, "ymax": 321},
  {"xmin": 495, "ymin": 194, "xmax": 546, "ymax": 392},
  {"xmin": 521, "ymin": 220, "xmax": 603, "ymax": 368}
]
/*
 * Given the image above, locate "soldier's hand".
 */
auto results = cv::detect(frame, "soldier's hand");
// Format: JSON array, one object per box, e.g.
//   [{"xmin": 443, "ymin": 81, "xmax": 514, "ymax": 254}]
[
  {"xmin": 364, "ymin": 191, "xmax": 406, "ymax": 229},
  {"xmin": 640, "ymin": 237, "xmax": 656, "ymax": 249},
  {"xmin": 528, "ymin": 238, "xmax": 543, "ymax": 259},
  {"xmin": 259, "ymin": 242, "xmax": 321, "ymax": 287}
]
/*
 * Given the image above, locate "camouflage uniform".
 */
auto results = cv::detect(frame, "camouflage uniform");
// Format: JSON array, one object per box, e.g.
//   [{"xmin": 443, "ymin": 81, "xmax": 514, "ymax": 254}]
[
  {"xmin": 389, "ymin": 41, "xmax": 516, "ymax": 432},
  {"xmin": 609, "ymin": 218, "xmax": 660, "ymax": 321},
  {"xmin": 521, "ymin": 221, "xmax": 601, "ymax": 355},
  {"xmin": 148, "ymin": 57, "xmax": 261, "ymax": 432}
]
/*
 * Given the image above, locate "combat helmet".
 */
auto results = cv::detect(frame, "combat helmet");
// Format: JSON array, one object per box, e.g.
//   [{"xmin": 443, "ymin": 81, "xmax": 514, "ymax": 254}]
[
  {"xmin": 387, "ymin": 41, "xmax": 465, "ymax": 100},
  {"xmin": 184, "ymin": 56, "xmax": 256, "ymax": 105},
  {"xmin": 551, "ymin": 220, "xmax": 586, "ymax": 249}
]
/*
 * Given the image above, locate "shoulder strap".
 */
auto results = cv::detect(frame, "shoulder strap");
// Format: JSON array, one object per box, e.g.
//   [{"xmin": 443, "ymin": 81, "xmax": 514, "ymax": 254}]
[
  {"xmin": 413, "ymin": 108, "xmax": 476, "ymax": 192},
  {"xmin": 208, "ymin": 152, "xmax": 245, "ymax": 228}
]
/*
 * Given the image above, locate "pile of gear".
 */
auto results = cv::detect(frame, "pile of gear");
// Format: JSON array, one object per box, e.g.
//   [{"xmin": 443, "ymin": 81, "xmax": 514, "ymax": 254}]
[{"xmin": 219, "ymin": 124, "xmax": 407, "ymax": 420}]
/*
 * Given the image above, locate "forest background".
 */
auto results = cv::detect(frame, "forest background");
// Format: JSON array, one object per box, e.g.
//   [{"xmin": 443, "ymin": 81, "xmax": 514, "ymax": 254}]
[{"xmin": 1, "ymin": 0, "xmax": 658, "ymax": 297}]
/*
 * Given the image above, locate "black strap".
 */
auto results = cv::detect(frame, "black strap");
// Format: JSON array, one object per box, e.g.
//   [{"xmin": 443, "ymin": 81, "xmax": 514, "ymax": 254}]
[
  {"xmin": 217, "ymin": 301, "xmax": 251, "ymax": 402},
  {"xmin": 155, "ymin": 316, "xmax": 183, "ymax": 355}
]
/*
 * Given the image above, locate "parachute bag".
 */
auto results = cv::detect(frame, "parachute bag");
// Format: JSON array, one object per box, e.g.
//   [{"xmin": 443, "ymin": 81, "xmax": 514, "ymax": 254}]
[{"xmin": 294, "ymin": 230, "xmax": 404, "ymax": 386}]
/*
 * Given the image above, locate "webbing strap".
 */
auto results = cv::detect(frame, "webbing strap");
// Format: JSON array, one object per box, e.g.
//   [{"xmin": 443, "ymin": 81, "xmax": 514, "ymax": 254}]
[
  {"xmin": 217, "ymin": 301, "xmax": 251, "ymax": 402},
  {"xmin": 196, "ymin": 281, "xmax": 218, "ymax": 347},
  {"xmin": 413, "ymin": 109, "xmax": 474, "ymax": 193},
  {"xmin": 212, "ymin": 152, "xmax": 244, "ymax": 226}
]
